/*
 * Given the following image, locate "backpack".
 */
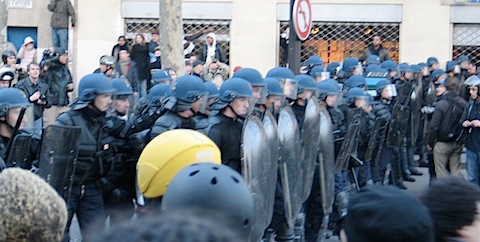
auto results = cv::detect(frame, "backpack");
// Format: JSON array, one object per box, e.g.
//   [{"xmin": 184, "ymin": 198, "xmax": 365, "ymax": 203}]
[{"xmin": 445, "ymin": 96, "xmax": 467, "ymax": 143}]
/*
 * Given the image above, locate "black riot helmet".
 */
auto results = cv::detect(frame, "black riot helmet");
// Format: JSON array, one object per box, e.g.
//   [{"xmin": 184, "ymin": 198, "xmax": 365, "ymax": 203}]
[{"xmin": 162, "ymin": 163, "xmax": 254, "ymax": 239}]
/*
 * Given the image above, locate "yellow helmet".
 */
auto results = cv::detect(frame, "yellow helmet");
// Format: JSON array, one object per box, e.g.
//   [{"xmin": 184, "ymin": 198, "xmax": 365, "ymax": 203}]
[{"xmin": 137, "ymin": 129, "xmax": 221, "ymax": 198}]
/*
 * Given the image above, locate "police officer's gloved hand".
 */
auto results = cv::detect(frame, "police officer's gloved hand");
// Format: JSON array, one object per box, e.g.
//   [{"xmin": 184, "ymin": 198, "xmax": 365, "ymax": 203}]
[
  {"xmin": 97, "ymin": 177, "xmax": 116, "ymax": 194},
  {"xmin": 108, "ymin": 188, "xmax": 129, "ymax": 202}
]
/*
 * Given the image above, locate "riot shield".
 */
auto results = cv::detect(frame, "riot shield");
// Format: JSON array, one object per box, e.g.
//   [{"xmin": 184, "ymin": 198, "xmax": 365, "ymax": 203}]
[
  {"xmin": 364, "ymin": 117, "xmax": 388, "ymax": 162},
  {"xmin": 242, "ymin": 115, "xmax": 275, "ymax": 242},
  {"xmin": 5, "ymin": 133, "xmax": 34, "ymax": 169},
  {"xmin": 300, "ymin": 98, "xmax": 321, "ymax": 202},
  {"xmin": 334, "ymin": 120, "xmax": 360, "ymax": 173},
  {"xmin": 277, "ymin": 106, "xmax": 302, "ymax": 228},
  {"xmin": 386, "ymin": 103, "xmax": 410, "ymax": 147},
  {"xmin": 373, "ymin": 120, "xmax": 389, "ymax": 167},
  {"xmin": 317, "ymin": 105, "xmax": 335, "ymax": 214},
  {"xmin": 262, "ymin": 110, "xmax": 279, "ymax": 227},
  {"xmin": 410, "ymin": 77, "xmax": 423, "ymax": 145},
  {"xmin": 37, "ymin": 125, "xmax": 81, "ymax": 201}
]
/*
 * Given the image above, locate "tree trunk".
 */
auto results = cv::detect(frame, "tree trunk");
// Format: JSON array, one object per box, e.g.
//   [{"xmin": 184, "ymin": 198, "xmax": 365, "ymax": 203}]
[
  {"xmin": 159, "ymin": 0, "xmax": 185, "ymax": 77},
  {"xmin": 0, "ymin": 0, "xmax": 8, "ymax": 53}
]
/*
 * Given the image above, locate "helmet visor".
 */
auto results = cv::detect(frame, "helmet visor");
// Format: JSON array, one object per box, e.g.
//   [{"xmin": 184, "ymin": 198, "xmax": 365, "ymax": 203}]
[
  {"xmin": 279, "ymin": 78, "xmax": 298, "ymax": 100},
  {"xmin": 197, "ymin": 95, "xmax": 209, "ymax": 114},
  {"xmin": 252, "ymin": 86, "xmax": 267, "ymax": 105}
]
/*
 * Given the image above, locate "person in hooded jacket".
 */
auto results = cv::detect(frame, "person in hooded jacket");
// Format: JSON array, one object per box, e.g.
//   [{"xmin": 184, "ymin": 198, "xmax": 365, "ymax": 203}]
[{"xmin": 198, "ymin": 33, "xmax": 227, "ymax": 64}]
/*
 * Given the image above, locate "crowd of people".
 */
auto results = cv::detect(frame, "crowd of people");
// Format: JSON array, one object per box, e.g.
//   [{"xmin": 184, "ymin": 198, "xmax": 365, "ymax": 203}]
[{"xmin": 1, "ymin": 26, "xmax": 480, "ymax": 242}]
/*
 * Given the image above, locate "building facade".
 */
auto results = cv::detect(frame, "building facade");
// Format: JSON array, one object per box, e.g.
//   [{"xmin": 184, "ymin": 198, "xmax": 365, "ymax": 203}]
[{"xmin": 6, "ymin": 0, "xmax": 480, "ymax": 87}]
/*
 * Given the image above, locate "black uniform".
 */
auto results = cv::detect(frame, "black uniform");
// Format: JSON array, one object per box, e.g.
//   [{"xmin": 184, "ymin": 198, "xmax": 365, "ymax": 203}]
[
  {"xmin": 207, "ymin": 114, "xmax": 243, "ymax": 172},
  {"xmin": 149, "ymin": 110, "xmax": 195, "ymax": 140}
]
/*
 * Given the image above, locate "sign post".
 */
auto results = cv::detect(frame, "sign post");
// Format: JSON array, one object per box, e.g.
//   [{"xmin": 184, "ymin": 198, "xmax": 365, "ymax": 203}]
[{"xmin": 288, "ymin": 0, "xmax": 312, "ymax": 74}]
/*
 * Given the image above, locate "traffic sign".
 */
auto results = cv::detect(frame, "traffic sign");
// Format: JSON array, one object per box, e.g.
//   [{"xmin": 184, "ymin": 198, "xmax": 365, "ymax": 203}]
[{"xmin": 292, "ymin": 0, "xmax": 312, "ymax": 41}]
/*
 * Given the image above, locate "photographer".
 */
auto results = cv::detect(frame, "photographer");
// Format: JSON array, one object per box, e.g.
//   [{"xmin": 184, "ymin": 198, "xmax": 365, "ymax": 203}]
[
  {"xmin": 203, "ymin": 58, "xmax": 230, "ymax": 88},
  {"xmin": 42, "ymin": 47, "xmax": 73, "ymax": 126},
  {"xmin": 15, "ymin": 62, "xmax": 51, "ymax": 138}
]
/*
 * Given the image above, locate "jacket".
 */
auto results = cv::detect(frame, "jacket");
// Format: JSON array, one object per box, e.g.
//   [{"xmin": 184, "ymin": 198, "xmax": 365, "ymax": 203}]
[
  {"xmin": 15, "ymin": 77, "xmax": 52, "ymax": 120},
  {"xmin": 198, "ymin": 44, "xmax": 227, "ymax": 64},
  {"xmin": 361, "ymin": 44, "xmax": 391, "ymax": 62},
  {"xmin": 428, "ymin": 92, "xmax": 467, "ymax": 146},
  {"xmin": 115, "ymin": 59, "xmax": 139, "ymax": 93},
  {"xmin": 131, "ymin": 44, "xmax": 150, "ymax": 81},
  {"xmin": 207, "ymin": 114, "xmax": 243, "ymax": 172},
  {"xmin": 461, "ymin": 100, "xmax": 480, "ymax": 152},
  {"xmin": 43, "ymin": 61, "xmax": 73, "ymax": 106},
  {"xmin": 48, "ymin": 0, "xmax": 76, "ymax": 29}
]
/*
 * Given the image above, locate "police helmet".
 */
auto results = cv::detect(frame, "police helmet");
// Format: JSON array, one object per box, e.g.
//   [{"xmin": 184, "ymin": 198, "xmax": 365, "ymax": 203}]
[
  {"xmin": 151, "ymin": 69, "xmax": 172, "ymax": 84},
  {"xmin": 427, "ymin": 57, "xmax": 438, "ymax": 67},
  {"xmin": 316, "ymin": 78, "xmax": 340, "ymax": 100},
  {"xmin": 294, "ymin": 74, "xmax": 317, "ymax": 94},
  {"xmin": 366, "ymin": 54, "xmax": 381, "ymax": 65},
  {"xmin": 148, "ymin": 84, "xmax": 172, "ymax": 106},
  {"xmin": 218, "ymin": 78, "xmax": 253, "ymax": 103},
  {"xmin": 266, "ymin": 67, "xmax": 295, "ymax": 80},
  {"xmin": 264, "ymin": 77, "xmax": 284, "ymax": 97},
  {"xmin": 162, "ymin": 163, "xmax": 254, "ymax": 236},
  {"xmin": 306, "ymin": 55, "xmax": 323, "ymax": 66},
  {"xmin": 78, "ymin": 74, "xmax": 116, "ymax": 102},
  {"xmin": 342, "ymin": 58, "xmax": 360, "ymax": 72},
  {"xmin": 346, "ymin": 87, "xmax": 367, "ymax": 104},
  {"xmin": 457, "ymin": 55, "xmax": 470, "ymax": 64},
  {"xmin": 172, "ymin": 75, "xmax": 206, "ymax": 103},
  {"xmin": 346, "ymin": 75, "xmax": 366, "ymax": 89},
  {"xmin": 99, "ymin": 55, "xmax": 115, "ymax": 66},
  {"xmin": 375, "ymin": 79, "xmax": 391, "ymax": 96},
  {"xmin": 212, "ymin": 78, "xmax": 253, "ymax": 111},
  {"xmin": 111, "ymin": 78, "xmax": 133, "ymax": 96},
  {"xmin": 232, "ymin": 68, "xmax": 265, "ymax": 87},
  {"xmin": 0, "ymin": 66, "xmax": 15, "ymax": 82},
  {"xmin": 137, "ymin": 129, "xmax": 222, "ymax": 198},
  {"xmin": 380, "ymin": 60, "xmax": 398, "ymax": 72},
  {"xmin": 327, "ymin": 62, "xmax": 341, "ymax": 76},
  {"xmin": 310, "ymin": 66, "xmax": 325, "ymax": 77},
  {"xmin": 446, "ymin": 61, "xmax": 459, "ymax": 73},
  {"xmin": 410, "ymin": 64, "xmax": 421, "ymax": 74},
  {"xmin": 2, "ymin": 51, "xmax": 16, "ymax": 64},
  {"xmin": 430, "ymin": 69, "xmax": 446, "ymax": 82},
  {"xmin": 364, "ymin": 64, "xmax": 380, "ymax": 75},
  {"xmin": 398, "ymin": 63, "xmax": 413, "ymax": 74},
  {"xmin": 0, "ymin": 88, "xmax": 31, "ymax": 117},
  {"xmin": 204, "ymin": 82, "xmax": 219, "ymax": 99}
]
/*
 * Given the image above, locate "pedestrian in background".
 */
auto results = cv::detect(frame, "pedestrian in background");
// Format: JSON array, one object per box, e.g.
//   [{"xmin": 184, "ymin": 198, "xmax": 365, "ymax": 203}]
[{"xmin": 48, "ymin": 0, "xmax": 76, "ymax": 51}]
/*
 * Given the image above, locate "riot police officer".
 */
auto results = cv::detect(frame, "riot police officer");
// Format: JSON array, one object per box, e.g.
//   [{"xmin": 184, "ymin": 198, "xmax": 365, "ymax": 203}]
[
  {"xmin": 0, "ymin": 88, "xmax": 34, "ymax": 170},
  {"xmin": 205, "ymin": 78, "xmax": 253, "ymax": 172},
  {"xmin": 233, "ymin": 67, "xmax": 267, "ymax": 115},
  {"xmin": 149, "ymin": 75, "xmax": 206, "ymax": 139},
  {"xmin": 371, "ymin": 80, "xmax": 399, "ymax": 186},
  {"xmin": 338, "ymin": 57, "xmax": 362, "ymax": 84},
  {"xmin": 291, "ymin": 74, "xmax": 317, "ymax": 126},
  {"xmin": 344, "ymin": 87, "xmax": 375, "ymax": 188},
  {"xmin": 264, "ymin": 77, "xmax": 285, "ymax": 117},
  {"xmin": 55, "ymin": 73, "xmax": 116, "ymax": 240},
  {"xmin": 98, "ymin": 78, "xmax": 135, "ymax": 223},
  {"xmin": 317, "ymin": 79, "xmax": 348, "ymax": 236}
]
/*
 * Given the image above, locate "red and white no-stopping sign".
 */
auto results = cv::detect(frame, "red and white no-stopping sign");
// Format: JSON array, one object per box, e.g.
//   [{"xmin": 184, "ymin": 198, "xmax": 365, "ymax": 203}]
[{"xmin": 293, "ymin": 0, "xmax": 312, "ymax": 41}]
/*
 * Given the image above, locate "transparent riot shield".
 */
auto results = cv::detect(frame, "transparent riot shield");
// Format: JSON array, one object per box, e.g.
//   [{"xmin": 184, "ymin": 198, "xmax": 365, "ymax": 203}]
[
  {"xmin": 242, "ymin": 115, "xmax": 275, "ymax": 242},
  {"xmin": 277, "ymin": 106, "xmax": 302, "ymax": 228},
  {"xmin": 317, "ymin": 105, "xmax": 335, "ymax": 214},
  {"xmin": 36, "ymin": 124, "xmax": 82, "ymax": 201},
  {"xmin": 300, "ymin": 97, "xmax": 321, "ymax": 202},
  {"xmin": 262, "ymin": 110, "xmax": 279, "ymax": 227}
]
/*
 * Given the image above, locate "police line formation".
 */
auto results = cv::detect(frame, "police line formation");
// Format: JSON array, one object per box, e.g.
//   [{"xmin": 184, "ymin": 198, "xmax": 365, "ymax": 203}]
[{"xmin": 0, "ymin": 52, "xmax": 479, "ymax": 242}]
